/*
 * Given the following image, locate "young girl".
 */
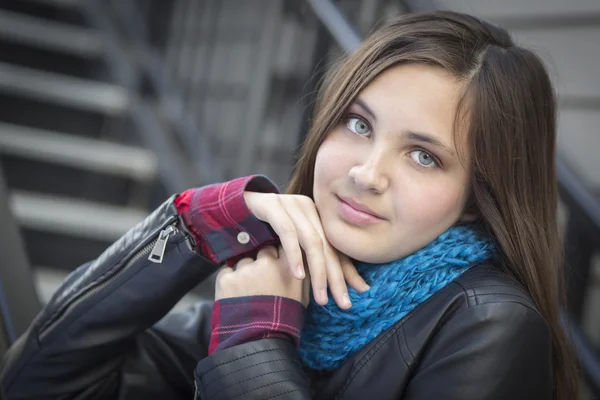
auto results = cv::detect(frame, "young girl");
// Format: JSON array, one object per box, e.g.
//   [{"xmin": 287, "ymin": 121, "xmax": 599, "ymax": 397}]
[{"xmin": 1, "ymin": 11, "xmax": 579, "ymax": 400}]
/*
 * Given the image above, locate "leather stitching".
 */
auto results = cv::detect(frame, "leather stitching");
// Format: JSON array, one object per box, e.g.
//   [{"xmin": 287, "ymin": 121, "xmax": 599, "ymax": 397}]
[
  {"xmin": 199, "ymin": 347, "xmax": 286, "ymax": 378},
  {"xmin": 468, "ymin": 292, "xmax": 534, "ymax": 304},
  {"xmin": 203, "ymin": 357, "xmax": 299, "ymax": 388},
  {"xmin": 467, "ymin": 283, "xmax": 521, "ymax": 289},
  {"xmin": 452, "ymin": 280, "xmax": 475, "ymax": 307},
  {"xmin": 208, "ymin": 368, "xmax": 296, "ymax": 398},
  {"xmin": 224, "ymin": 380, "xmax": 302, "ymax": 400},
  {"xmin": 261, "ymin": 388, "xmax": 306, "ymax": 400}
]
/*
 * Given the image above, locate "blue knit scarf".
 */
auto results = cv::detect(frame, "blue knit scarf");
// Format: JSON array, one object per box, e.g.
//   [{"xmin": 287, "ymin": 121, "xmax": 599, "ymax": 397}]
[{"xmin": 297, "ymin": 225, "xmax": 495, "ymax": 371}]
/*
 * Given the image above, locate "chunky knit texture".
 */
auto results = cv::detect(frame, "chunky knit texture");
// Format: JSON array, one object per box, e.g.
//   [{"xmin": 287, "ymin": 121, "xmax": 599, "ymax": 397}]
[{"xmin": 297, "ymin": 225, "xmax": 495, "ymax": 370}]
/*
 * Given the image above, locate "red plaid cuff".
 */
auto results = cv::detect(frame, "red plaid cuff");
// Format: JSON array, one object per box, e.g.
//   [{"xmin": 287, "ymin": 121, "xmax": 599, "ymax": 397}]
[
  {"xmin": 175, "ymin": 175, "xmax": 280, "ymax": 265},
  {"xmin": 209, "ymin": 295, "xmax": 306, "ymax": 354}
]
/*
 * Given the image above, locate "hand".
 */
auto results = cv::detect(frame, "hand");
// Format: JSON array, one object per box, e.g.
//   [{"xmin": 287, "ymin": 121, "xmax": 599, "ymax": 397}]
[
  {"xmin": 244, "ymin": 192, "xmax": 369, "ymax": 309},
  {"xmin": 215, "ymin": 246, "xmax": 311, "ymax": 307}
]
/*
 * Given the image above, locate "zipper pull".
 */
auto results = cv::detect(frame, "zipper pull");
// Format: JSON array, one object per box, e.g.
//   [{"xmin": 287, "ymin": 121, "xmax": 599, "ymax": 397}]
[{"xmin": 148, "ymin": 225, "xmax": 177, "ymax": 263}]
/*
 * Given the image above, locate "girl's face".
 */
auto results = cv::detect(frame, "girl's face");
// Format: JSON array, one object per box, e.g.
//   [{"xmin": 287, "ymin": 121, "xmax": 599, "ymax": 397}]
[{"xmin": 313, "ymin": 63, "xmax": 472, "ymax": 263}]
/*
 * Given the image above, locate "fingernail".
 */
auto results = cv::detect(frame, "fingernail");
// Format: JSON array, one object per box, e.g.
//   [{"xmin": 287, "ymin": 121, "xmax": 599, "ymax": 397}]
[
  {"xmin": 343, "ymin": 292, "xmax": 352, "ymax": 308},
  {"xmin": 362, "ymin": 284, "xmax": 371, "ymax": 292},
  {"xmin": 320, "ymin": 288, "xmax": 328, "ymax": 304},
  {"xmin": 296, "ymin": 265, "xmax": 305, "ymax": 279}
]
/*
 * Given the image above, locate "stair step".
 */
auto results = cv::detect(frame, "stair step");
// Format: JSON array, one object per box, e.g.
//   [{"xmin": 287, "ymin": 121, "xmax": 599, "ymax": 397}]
[
  {"xmin": 1, "ymin": 0, "xmax": 86, "ymax": 26},
  {"xmin": 23, "ymin": 229, "xmax": 112, "ymax": 271},
  {"xmin": 0, "ymin": 38, "xmax": 111, "ymax": 81},
  {"xmin": 0, "ymin": 62, "xmax": 129, "ymax": 114},
  {"xmin": 0, "ymin": 91, "xmax": 125, "ymax": 139},
  {"xmin": 0, "ymin": 122, "xmax": 157, "ymax": 181},
  {"xmin": 23, "ymin": 0, "xmax": 82, "ymax": 8},
  {"xmin": 9, "ymin": 191, "xmax": 147, "ymax": 241},
  {"xmin": 1, "ymin": 155, "xmax": 139, "ymax": 206},
  {"xmin": 0, "ymin": 9, "xmax": 103, "ymax": 57}
]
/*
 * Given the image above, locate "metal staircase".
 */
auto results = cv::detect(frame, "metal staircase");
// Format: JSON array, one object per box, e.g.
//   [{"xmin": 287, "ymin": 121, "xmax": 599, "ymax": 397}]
[
  {"xmin": 1, "ymin": 0, "xmax": 599, "ymax": 397},
  {"xmin": 0, "ymin": 0, "xmax": 180, "ymax": 303}
]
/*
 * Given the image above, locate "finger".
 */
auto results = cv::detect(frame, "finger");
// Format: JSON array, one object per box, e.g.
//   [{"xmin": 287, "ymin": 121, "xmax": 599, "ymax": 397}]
[
  {"xmin": 216, "ymin": 266, "xmax": 234, "ymax": 280},
  {"xmin": 263, "ymin": 198, "xmax": 306, "ymax": 279},
  {"xmin": 312, "ymin": 245, "xmax": 351, "ymax": 309},
  {"xmin": 235, "ymin": 257, "xmax": 255, "ymax": 269},
  {"xmin": 283, "ymin": 199, "xmax": 328, "ymax": 305},
  {"xmin": 215, "ymin": 266, "xmax": 234, "ymax": 301},
  {"xmin": 322, "ymin": 252, "xmax": 352, "ymax": 309},
  {"xmin": 339, "ymin": 254, "xmax": 370, "ymax": 292},
  {"xmin": 293, "ymin": 197, "xmax": 349, "ymax": 307},
  {"xmin": 257, "ymin": 245, "xmax": 279, "ymax": 260}
]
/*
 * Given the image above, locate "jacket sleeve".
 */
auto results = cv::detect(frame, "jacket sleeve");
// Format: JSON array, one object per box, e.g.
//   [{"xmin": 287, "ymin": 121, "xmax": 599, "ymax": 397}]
[
  {"xmin": 194, "ymin": 338, "xmax": 312, "ymax": 400},
  {"xmin": 175, "ymin": 174, "xmax": 280, "ymax": 266},
  {"xmin": 1, "ymin": 176, "xmax": 283, "ymax": 400},
  {"xmin": 1, "ymin": 196, "xmax": 216, "ymax": 399},
  {"xmin": 402, "ymin": 301, "xmax": 553, "ymax": 400}
]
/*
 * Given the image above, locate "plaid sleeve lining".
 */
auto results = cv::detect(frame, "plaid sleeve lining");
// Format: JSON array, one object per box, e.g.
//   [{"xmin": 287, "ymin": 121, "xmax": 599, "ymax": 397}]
[
  {"xmin": 175, "ymin": 175, "xmax": 280, "ymax": 265},
  {"xmin": 209, "ymin": 295, "xmax": 306, "ymax": 354}
]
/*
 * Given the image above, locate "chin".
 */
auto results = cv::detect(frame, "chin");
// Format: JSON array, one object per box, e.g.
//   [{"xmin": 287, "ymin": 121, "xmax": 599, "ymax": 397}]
[{"xmin": 323, "ymin": 219, "xmax": 396, "ymax": 264}]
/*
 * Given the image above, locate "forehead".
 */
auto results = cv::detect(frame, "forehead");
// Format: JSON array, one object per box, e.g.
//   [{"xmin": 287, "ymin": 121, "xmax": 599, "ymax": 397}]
[{"xmin": 356, "ymin": 63, "xmax": 469, "ymax": 146}]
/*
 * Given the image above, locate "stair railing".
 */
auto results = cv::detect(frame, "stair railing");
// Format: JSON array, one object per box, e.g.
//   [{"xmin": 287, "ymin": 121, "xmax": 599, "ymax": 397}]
[{"xmin": 80, "ymin": 0, "xmax": 223, "ymax": 195}]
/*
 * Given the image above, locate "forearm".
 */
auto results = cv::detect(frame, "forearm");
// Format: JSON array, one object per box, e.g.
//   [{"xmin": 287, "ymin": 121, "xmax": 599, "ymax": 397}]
[
  {"xmin": 1, "ymin": 175, "xmax": 283, "ymax": 399},
  {"xmin": 195, "ymin": 339, "xmax": 312, "ymax": 400},
  {"xmin": 1, "ymin": 196, "xmax": 217, "ymax": 399}
]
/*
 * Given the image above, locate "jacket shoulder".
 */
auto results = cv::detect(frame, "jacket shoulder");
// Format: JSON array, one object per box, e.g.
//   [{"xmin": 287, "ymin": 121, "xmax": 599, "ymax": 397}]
[
  {"xmin": 399, "ymin": 261, "xmax": 546, "ymax": 366},
  {"xmin": 399, "ymin": 264, "xmax": 553, "ymax": 399},
  {"xmin": 329, "ymin": 262, "xmax": 551, "ymax": 400},
  {"xmin": 452, "ymin": 261, "xmax": 538, "ymax": 312}
]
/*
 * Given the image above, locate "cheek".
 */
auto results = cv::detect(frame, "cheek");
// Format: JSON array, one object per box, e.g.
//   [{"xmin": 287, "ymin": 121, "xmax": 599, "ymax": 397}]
[
  {"xmin": 313, "ymin": 134, "xmax": 354, "ymax": 193},
  {"xmin": 395, "ymin": 175, "xmax": 468, "ymax": 226}
]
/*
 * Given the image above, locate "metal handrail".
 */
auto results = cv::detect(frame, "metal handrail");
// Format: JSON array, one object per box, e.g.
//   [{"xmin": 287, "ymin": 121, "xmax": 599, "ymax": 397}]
[
  {"xmin": 305, "ymin": 0, "xmax": 361, "ymax": 53},
  {"xmin": 305, "ymin": 0, "xmax": 600, "ymax": 395},
  {"xmin": 105, "ymin": 0, "xmax": 224, "ymax": 186},
  {"xmin": 81, "ymin": 0, "xmax": 224, "ymax": 194},
  {"xmin": 80, "ymin": 0, "xmax": 195, "ymax": 195}
]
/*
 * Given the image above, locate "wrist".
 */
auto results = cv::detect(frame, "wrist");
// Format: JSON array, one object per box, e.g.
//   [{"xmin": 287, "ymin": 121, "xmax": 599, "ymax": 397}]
[
  {"xmin": 174, "ymin": 176, "xmax": 280, "ymax": 265},
  {"xmin": 209, "ymin": 295, "xmax": 306, "ymax": 354}
]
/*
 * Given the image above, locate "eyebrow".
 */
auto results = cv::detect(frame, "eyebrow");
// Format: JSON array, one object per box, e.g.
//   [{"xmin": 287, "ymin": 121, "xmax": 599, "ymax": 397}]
[
  {"xmin": 352, "ymin": 97, "xmax": 456, "ymax": 156},
  {"xmin": 354, "ymin": 98, "xmax": 377, "ymax": 122},
  {"xmin": 406, "ymin": 131, "xmax": 455, "ymax": 155}
]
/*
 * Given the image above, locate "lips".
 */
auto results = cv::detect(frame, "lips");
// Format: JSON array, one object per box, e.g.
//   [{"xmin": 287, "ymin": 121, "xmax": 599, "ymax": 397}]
[{"xmin": 337, "ymin": 196, "xmax": 384, "ymax": 220}]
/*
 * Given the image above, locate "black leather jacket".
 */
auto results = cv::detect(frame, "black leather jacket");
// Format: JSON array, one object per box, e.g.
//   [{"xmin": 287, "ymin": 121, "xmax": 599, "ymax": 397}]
[{"xmin": 1, "ymin": 197, "xmax": 553, "ymax": 399}]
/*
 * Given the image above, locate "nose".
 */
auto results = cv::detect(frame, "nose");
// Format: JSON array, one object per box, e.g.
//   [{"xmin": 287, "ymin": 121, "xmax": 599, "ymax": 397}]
[{"xmin": 348, "ymin": 149, "xmax": 390, "ymax": 193}]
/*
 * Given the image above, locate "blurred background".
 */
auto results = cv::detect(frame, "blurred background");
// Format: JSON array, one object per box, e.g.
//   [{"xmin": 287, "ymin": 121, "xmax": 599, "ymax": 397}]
[{"xmin": 0, "ymin": 0, "xmax": 598, "ymax": 397}]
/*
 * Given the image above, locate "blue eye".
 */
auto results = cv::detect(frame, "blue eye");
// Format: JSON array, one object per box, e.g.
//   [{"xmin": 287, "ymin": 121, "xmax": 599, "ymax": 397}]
[
  {"xmin": 409, "ymin": 150, "xmax": 438, "ymax": 168},
  {"xmin": 346, "ymin": 117, "xmax": 371, "ymax": 136}
]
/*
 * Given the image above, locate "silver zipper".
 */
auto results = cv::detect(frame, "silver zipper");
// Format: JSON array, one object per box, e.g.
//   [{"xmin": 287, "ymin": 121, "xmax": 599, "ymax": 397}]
[
  {"xmin": 38, "ymin": 219, "xmax": 178, "ymax": 341},
  {"xmin": 148, "ymin": 225, "xmax": 177, "ymax": 263},
  {"xmin": 193, "ymin": 380, "xmax": 199, "ymax": 400}
]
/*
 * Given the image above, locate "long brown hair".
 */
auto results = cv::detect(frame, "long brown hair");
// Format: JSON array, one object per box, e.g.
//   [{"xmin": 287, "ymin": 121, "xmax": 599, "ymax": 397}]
[{"xmin": 288, "ymin": 11, "xmax": 578, "ymax": 399}]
